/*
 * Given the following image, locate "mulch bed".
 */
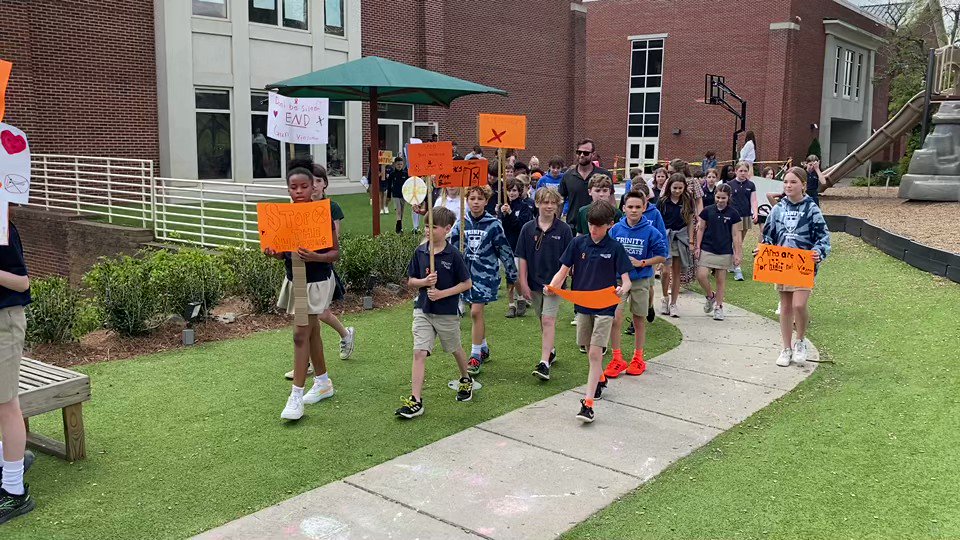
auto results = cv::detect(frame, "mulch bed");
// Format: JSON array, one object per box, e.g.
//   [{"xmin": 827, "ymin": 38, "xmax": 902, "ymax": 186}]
[{"xmin": 26, "ymin": 286, "xmax": 410, "ymax": 368}]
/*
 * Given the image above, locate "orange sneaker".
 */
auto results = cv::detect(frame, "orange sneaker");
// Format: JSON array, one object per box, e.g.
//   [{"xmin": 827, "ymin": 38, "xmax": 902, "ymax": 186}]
[
  {"xmin": 603, "ymin": 351, "xmax": 628, "ymax": 378},
  {"xmin": 625, "ymin": 351, "xmax": 646, "ymax": 376}
]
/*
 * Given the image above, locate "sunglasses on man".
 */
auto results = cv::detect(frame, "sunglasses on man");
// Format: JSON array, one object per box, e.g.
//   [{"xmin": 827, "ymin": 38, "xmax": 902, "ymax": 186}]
[{"xmin": 575, "ymin": 150, "xmax": 592, "ymax": 156}]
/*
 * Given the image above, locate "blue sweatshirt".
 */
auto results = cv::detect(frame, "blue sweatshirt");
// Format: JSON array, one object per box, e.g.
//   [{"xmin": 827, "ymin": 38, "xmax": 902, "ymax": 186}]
[
  {"xmin": 452, "ymin": 211, "xmax": 518, "ymax": 303},
  {"xmin": 643, "ymin": 205, "xmax": 667, "ymax": 242},
  {"xmin": 609, "ymin": 216, "xmax": 668, "ymax": 281},
  {"xmin": 762, "ymin": 195, "xmax": 831, "ymax": 272}
]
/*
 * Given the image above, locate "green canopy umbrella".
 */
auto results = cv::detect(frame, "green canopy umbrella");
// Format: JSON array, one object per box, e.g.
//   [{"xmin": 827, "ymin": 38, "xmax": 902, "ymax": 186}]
[{"xmin": 267, "ymin": 56, "xmax": 507, "ymax": 235}]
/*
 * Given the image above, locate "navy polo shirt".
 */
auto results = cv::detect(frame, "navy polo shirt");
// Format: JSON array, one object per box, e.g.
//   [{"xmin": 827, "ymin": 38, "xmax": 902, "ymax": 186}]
[
  {"xmin": 407, "ymin": 241, "xmax": 470, "ymax": 315},
  {"xmin": 702, "ymin": 185, "xmax": 716, "ymax": 208},
  {"xmin": 730, "ymin": 179, "xmax": 757, "ymax": 218},
  {"xmin": 699, "ymin": 204, "xmax": 742, "ymax": 255},
  {"xmin": 559, "ymin": 234, "xmax": 632, "ymax": 316},
  {"xmin": 515, "ymin": 217, "xmax": 573, "ymax": 291},
  {"xmin": 806, "ymin": 170, "xmax": 821, "ymax": 205},
  {"xmin": 0, "ymin": 223, "xmax": 31, "ymax": 309},
  {"xmin": 660, "ymin": 198, "xmax": 686, "ymax": 231}
]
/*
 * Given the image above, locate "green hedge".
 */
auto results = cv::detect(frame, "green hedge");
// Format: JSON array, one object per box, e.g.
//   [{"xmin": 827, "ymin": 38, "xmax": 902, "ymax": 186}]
[{"xmin": 25, "ymin": 277, "xmax": 101, "ymax": 345}]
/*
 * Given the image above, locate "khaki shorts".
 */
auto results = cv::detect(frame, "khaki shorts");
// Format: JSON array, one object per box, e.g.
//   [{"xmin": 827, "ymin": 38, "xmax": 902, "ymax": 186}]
[
  {"xmin": 412, "ymin": 309, "xmax": 462, "ymax": 353},
  {"xmin": 740, "ymin": 216, "xmax": 753, "ymax": 232},
  {"xmin": 0, "ymin": 306, "xmax": 27, "ymax": 404},
  {"xmin": 277, "ymin": 276, "xmax": 334, "ymax": 315},
  {"xmin": 621, "ymin": 277, "xmax": 653, "ymax": 317},
  {"xmin": 699, "ymin": 250, "xmax": 733, "ymax": 270},
  {"xmin": 576, "ymin": 313, "xmax": 614, "ymax": 349},
  {"xmin": 775, "ymin": 284, "xmax": 813, "ymax": 293},
  {"xmin": 530, "ymin": 291, "xmax": 561, "ymax": 318}
]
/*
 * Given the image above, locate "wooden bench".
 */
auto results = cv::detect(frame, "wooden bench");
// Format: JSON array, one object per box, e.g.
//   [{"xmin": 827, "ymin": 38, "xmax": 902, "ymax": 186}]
[{"xmin": 18, "ymin": 358, "xmax": 91, "ymax": 461}]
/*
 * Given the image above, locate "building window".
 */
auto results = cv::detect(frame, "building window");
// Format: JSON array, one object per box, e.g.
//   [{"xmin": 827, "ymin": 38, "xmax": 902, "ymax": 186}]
[
  {"xmin": 193, "ymin": 0, "xmax": 227, "ymax": 18},
  {"xmin": 627, "ymin": 38, "xmax": 663, "ymax": 172},
  {"xmin": 834, "ymin": 46, "xmax": 842, "ymax": 96},
  {"xmin": 630, "ymin": 39, "xmax": 664, "ymax": 89},
  {"xmin": 196, "ymin": 89, "xmax": 232, "ymax": 180},
  {"xmin": 325, "ymin": 0, "xmax": 345, "ymax": 36},
  {"xmin": 249, "ymin": 0, "xmax": 308, "ymax": 30},
  {"xmin": 842, "ymin": 49, "xmax": 856, "ymax": 99},
  {"xmin": 855, "ymin": 53, "xmax": 863, "ymax": 100},
  {"xmin": 326, "ymin": 101, "xmax": 347, "ymax": 176}
]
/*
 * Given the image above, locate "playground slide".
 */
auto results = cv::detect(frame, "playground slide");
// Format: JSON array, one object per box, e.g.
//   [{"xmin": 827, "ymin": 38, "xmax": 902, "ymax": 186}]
[{"xmin": 822, "ymin": 91, "xmax": 926, "ymax": 189}]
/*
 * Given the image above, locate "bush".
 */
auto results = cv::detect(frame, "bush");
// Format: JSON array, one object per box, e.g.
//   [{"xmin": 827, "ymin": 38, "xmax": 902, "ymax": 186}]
[
  {"xmin": 145, "ymin": 248, "xmax": 231, "ymax": 318},
  {"xmin": 338, "ymin": 232, "xmax": 423, "ymax": 292},
  {"xmin": 84, "ymin": 256, "xmax": 162, "ymax": 336},
  {"xmin": 220, "ymin": 247, "xmax": 285, "ymax": 313},
  {"xmin": 25, "ymin": 277, "xmax": 100, "ymax": 344},
  {"xmin": 807, "ymin": 137, "xmax": 822, "ymax": 160}
]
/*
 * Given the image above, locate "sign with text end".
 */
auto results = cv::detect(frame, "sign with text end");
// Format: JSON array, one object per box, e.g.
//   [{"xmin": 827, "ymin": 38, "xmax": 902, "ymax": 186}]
[
  {"xmin": 436, "ymin": 159, "xmax": 488, "ymax": 188},
  {"xmin": 378, "ymin": 150, "xmax": 394, "ymax": 166},
  {"xmin": 478, "ymin": 113, "xmax": 526, "ymax": 149},
  {"xmin": 752, "ymin": 243, "xmax": 816, "ymax": 288},
  {"xmin": 258, "ymin": 199, "xmax": 334, "ymax": 253},
  {"xmin": 407, "ymin": 141, "xmax": 453, "ymax": 176}
]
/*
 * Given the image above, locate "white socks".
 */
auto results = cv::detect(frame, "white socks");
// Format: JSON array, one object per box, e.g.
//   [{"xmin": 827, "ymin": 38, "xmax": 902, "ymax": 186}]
[
  {"xmin": 291, "ymin": 385, "xmax": 304, "ymax": 398},
  {"xmin": 481, "ymin": 339, "xmax": 488, "ymax": 349},
  {"xmin": 315, "ymin": 373, "xmax": 330, "ymax": 384},
  {"xmin": 471, "ymin": 344, "xmax": 482, "ymax": 356},
  {"xmin": 2, "ymin": 459, "xmax": 24, "ymax": 495},
  {"xmin": 412, "ymin": 213, "xmax": 421, "ymax": 229}
]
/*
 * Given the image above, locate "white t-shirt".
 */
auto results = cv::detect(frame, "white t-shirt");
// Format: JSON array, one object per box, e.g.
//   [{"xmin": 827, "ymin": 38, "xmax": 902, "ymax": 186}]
[
  {"xmin": 739, "ymin": 140, "xmax": 756, "ymax": 164},
  {"xmin": 434, "ymin": 195, "xmax": 462, "ymax": 222}
]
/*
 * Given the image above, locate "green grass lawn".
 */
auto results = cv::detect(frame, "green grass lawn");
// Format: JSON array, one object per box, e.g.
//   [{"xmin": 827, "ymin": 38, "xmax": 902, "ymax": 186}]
[
  {"xmin": 7, "ymin": 294, "xmax": 681, "ymax": 539},
  {"xmin": 564, "ymin": 234, "xmax": 960, "ymax": 539}
]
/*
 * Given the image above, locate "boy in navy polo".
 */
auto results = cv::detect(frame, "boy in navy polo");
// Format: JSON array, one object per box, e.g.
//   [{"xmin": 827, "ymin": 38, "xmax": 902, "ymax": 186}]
[
  {"xmin": 0, "ymin": 222, "xmax": 36, "ymax": 524},
  {"xmin": 516, "ymin": 187, "xmax": 573, "ymax": 381},
  {"xmin": 547, "ymin": 201, "xmax": 632, "ymax": 423},
  {"xmin": 396, "ymin": 207, "xmax": 474, "ymax": 420}
]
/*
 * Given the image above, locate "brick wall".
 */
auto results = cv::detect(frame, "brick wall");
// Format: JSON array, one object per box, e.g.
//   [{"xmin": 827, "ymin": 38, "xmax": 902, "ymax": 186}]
[
  {"xmin": 10, "ymin": 206, "xmax": 154, "ymax": 285},
  {"xmin": 361, "ymin": 0, "xmax": 585, "ymax": 171},
  {"xmin": 0, "ymin": 0, "xmax": 158, "ymax": 162},
  {"xmin": 586, "ymin": 0, "xmax": 892, "ymax": 167}
]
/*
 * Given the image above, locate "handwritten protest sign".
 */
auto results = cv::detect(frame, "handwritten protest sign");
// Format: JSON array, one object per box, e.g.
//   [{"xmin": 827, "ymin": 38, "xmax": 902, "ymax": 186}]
[
  {"xmin": 267, "ymin": 92, "xmax": 328, "ymax": 144},
  {"xmin": 257, "ymin": 199, "xmax": 333, "ymax": 253},
  {"xmin": 0, "ymin": 59, "xmax": 11, "ymax": 123},
  {"xmin": 478, "ymin": 114, "xmax": 527, "ymax": 149},
  {"xmin": 378, "ymin": 150, "xmax": 394, "ymax": 165},
  {"xmin": 407, "ymin": 141, "xmax": 453, "ymax": 176},
  {"xmin": 753, "ymin": 243, "xmax": 816, "ymax": 288},
  {"xmin": 436, "ymin": 159, "xmax": 488, "ymax": 188},
  {"xmin": 546, "ymin": 286, "xmax": 622, "ymax": 310},
  {"xmin": 0, "ymin": 122, "xmax": 30, "ymax": 206}
]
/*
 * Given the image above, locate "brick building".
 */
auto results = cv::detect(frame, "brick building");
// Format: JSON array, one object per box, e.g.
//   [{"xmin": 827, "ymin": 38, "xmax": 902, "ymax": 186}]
[{"xmin": 585, "ymin": 0, "xmax": 894, "ymax": 173}]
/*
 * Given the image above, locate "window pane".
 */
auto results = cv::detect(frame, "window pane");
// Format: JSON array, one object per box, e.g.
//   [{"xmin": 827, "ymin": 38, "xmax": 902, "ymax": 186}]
[
  {"xmin": 631, "ymin": 76, "xmax": 645, "ymax": 89},
  {"xmin": 196, "ymin": 90, "xmax": 230, "ymax": 110},
  {"xmin": 379, "ymin": 102, "xmax": 413, "ymax": 120},
  {"xmin": 643, "ymin": 126, "xmax": 659, "ymax": 137},
  {"xmin": 645, "ymin": 144, "xmax": 656, "ymax": 159},
  {"xmin": 630, "ymin": 144, "xmax": 640, "ymax": 159},
  {"xmin": 647, "ymin": 49, "xmax": 663, "ymax": 75},
  {"xmin": 329, "ymin": 100, "xmax": 345, "ymax": 117},
  {"xmin": 252, "ymin": 114, "xmax": 281, "ymax": 178},
  {"xmin": 628, "ymin": 125, "xmax": 642, "ymax": 137},
  {"xmin": 631, "ymin": 50, "xmax": 646, "ymax": 76},
  {"xmin": 325, "ymin": 0, "xmax": 345, "ymax": 35},
  {"xmin": 193, "ymin": 0, "xmax": 227, "ymax": 17},
  {"xmin": 327, "ymin": 118, "xmax": 346, "ymax": 176},
  {"xmin": 197, "ymin": 112, "xmax": 232, "ymax": 179},
  {"xmin": 251, "ymin": 94, "xmax": 268, "ymax": 112},
  {"xmin": 632, "ymin": 40, "xmax": 647, "ymax": 50},
  {"xmin": 649, "ymin": 39, "xmax": 663, "ymax": 48},
  {"xmin": 629, "ymin": 113, "xmax": 643, "ymax": 125},
  {"xmin": 629, "ymin": 93, "xmax": 643, "ymax": 113},
  {"xmin": 645, "ymin": 92, "xmax": 660, "ymax": 112},
  {"xmin": 647, "ymin": 76, "xmax": 661, "ymax": 88},
  {"xmin": 283, "ymin": 0, "xmax": 308, "ymax": 30},
  {"xmin": 249, "ymin": 0, "xmax": 278, "ymax": 25}
]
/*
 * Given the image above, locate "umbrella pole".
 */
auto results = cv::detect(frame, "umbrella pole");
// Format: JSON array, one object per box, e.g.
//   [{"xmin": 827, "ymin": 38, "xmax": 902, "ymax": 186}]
[
  {"xmin": 370, "ymin": 89, "xmax": 381, "ymax": 236},
  {"xmin": 428, "ymin": 176, "xmax": 435, "ymax": 272}
]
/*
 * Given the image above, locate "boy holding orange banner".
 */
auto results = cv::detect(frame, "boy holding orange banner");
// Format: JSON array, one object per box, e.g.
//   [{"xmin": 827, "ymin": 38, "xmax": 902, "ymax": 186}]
[
  {"xmin": 760, "ymin": 167, "xmax": 831, "ymax": 368},
  {"xmin": 546, "ymin": 201, "xmax": 632, "ymax": 423}
]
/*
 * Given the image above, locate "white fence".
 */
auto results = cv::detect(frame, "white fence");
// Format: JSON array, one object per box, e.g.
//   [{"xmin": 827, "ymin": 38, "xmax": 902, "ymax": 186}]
[{"xmin": 27, "ymin": 154, "xmax": 289, "ymax": 248}]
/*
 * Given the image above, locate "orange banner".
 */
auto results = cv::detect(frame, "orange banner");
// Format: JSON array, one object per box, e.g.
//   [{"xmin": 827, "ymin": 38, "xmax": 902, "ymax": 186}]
[
  {"xmin": 0, "ymin": 59, "xmax": 12, "ymax": 123},
  {"xmin": 436, "ymin": 159, "xmax": 488, "ymax": 188},
  {"xmin": 257, "ymin": 199, "xmax": 334, "ymax": 253},
  {"xmin": 753, "ymin": 243, "xmax": 816, "ymax": 288},
  {"xmin": 546, "ymin": 286, "xmax": 621, "ymax": 310},
  {"xmin": 407, "ymin": 141, "xmax": 453, "ymax": 176},
  {"xmin": 478, "ymin": 113, "xmax": 526, "ymax": 149}
]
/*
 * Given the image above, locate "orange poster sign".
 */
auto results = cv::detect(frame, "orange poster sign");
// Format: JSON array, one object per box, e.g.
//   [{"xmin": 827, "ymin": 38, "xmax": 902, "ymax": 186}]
[
  {"xmin": 378, "ymin": 150, "xmax": 394, "ymax": 166},
  {"xmin": 478, "ymin": 113, "xmax": 526, "ymax": 149},
  {"xmin": 407, "ymin": 141, "xmax": 453, "ymax": 176},
  {"xmin": 752, "ymin": 243, "xmax": 816, "ymax": 288},
  {"xmin": 436, "ymin": 159, "xmax": 488, "ymax": 188},
  {"xmin": 257, "ymin": 199, "xmax": 334, "ymax": 253},
  {"xmin": 0, "ymin": 60, "xmax": 12, "ymax": 123},
  {"xmin": 546, "ymin": 286, "xmax": 622, "ymax": 310}
]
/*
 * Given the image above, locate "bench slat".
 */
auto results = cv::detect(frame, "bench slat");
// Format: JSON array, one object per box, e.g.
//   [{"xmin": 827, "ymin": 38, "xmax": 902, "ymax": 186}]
[{"xmin": 20, "ymin": 363, "xmax": 71, "ymax": 382}]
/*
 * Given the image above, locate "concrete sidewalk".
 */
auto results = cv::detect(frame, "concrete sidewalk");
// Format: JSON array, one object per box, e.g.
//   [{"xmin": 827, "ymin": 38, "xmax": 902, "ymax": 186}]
[{"xmin": 196, "ymin": 291, "xmax": 817, "ymax": 540}]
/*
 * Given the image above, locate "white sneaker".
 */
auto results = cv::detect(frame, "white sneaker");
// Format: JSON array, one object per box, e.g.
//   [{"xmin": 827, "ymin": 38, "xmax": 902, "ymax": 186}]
[
  {"xmin": 570, "ymin": 318, "xmax": 578, "ymax": 326},
  {"xmin": 281, "ymin": 393, "xmax": 304, "ymax": 420},
  {"xmin": 669, "ymin": 304, "xmax": 679, "ymax": 318},
  {"xmin": 733, "ymin": 267, "xmax": 744, "ymax": 281},
  {"xmin": 713, "ymin": 306, "xmax": 725, "ymax": 321},
  {"xmin": 285, "ymin": 365, "xmax": 315, "ymax": 380},
  {"xmin": 776, "ymin": 348, "xmax": 792, "ymax": 367},
  {"xmin": 303, "ymin": 379, "xmax": 335, "ymax": 404},
  {"xmin": 704, "ymin": 294, "xmax": 716, "ymax": 313},
  {"xmin": 660, "ymin": 298, "xmax": 670, "ymax": 315},
  {"xmin": 792, "ymin": 339, "xmax": 808, "ymax": 363},
  {"xmin": 340, "ymin": 327, "xmax": 356, "ymax": 360}
]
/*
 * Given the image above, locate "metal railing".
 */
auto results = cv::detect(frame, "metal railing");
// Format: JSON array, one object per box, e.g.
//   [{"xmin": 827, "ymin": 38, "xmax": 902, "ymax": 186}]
[{"xmin": 27, "ymin": 154, "xmax": 289, "ymax": 249}]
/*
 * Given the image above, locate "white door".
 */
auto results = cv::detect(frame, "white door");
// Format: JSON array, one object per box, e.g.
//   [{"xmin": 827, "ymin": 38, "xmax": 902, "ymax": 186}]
[{"xmin": 626, "ymin": 139, "xmax": 659, "ymax": 175}]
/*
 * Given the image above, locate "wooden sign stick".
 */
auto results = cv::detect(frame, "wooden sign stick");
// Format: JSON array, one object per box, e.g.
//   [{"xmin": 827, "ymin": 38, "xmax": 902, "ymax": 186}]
[
  {"xmin": 427, "ymin": 176, "xmax": 435, "ymax": 272},
  {"xmin": 292, "ymin": 256, "xmax": 309, "ymax": 326},
  {"xmin": 459, "ymin": 189, "xmax": 465, "ymax": 251},
  {"xmin": 498, "ymin": 152, "xmax": 505, "ymax": 211}
]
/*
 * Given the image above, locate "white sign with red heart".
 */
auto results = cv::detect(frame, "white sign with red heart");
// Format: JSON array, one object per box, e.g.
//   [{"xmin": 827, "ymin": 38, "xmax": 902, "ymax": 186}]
[
  {"xmin": 0, "ymin": 122, "xmax": 29, "ymax": 205},
  {"xmin": 266, "ymin": 92, "xmax": 329, "ymax": 145}
]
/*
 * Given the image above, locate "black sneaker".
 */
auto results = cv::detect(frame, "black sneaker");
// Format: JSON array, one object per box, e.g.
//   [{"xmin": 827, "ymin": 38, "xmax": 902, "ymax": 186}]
[
  {"xmin": 456, "ymin": 377, "xmax": 474, "ymax": 401},
  {"xmin": 0, "ymin": 486, "xmax": 35, "ymax": 525},
  {"xmin": 516, "ymin": 299, "xmax": 528, "ymax": 317},
  {"xmin": 595, "ymin": 378, "xmax": 606, "ymax": 400},
  {"xmin": 548, "ymin": 348, "xmax": 557, "ymax": 365},
  {"xmin": 647, "ymin": 305, "xmax": 656, "ymax": 323},
  {"xmin": 602, "ymin": 347, "xmax": 608, "ymax": 355},
  {"xmin": 505, "ymin": 305, "xmax": 517, "ymax": 318},
  {"xmin": 625, "ymin": 321, "xmax": 635, "ymax": 335},
  {"xmin": 576, "ymin": 399, "xmax": 595, "ymax": 423},
  {"xmin": 395, "ymin": 396, "xmax": 424, "ymax": 419},
  {"xmin": 579, "ymin": 345, "xmax": 587, "ymax": 354},
  {"xmin": 480, "ymin": 346, "xmax": 490, "ymax": 362},
  {"xmin": 532, "ymin": 362, "xmax": 550, "ymax": 380},
  {"xmin": 0, "ymin": 451, "xmax": 34, "ymax": 475}
]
